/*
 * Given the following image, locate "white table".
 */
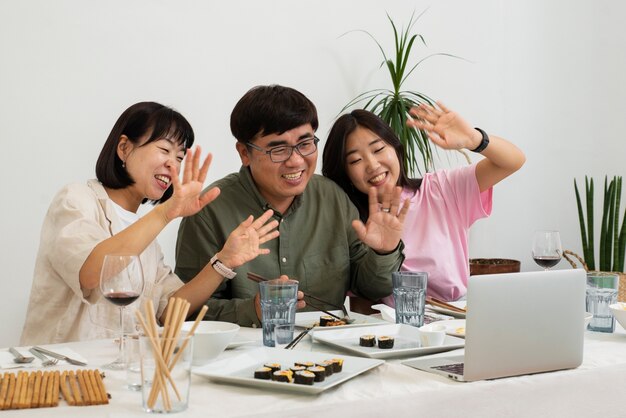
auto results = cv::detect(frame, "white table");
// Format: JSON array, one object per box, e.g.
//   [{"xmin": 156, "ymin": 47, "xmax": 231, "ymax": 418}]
[{"xmin": 2, "ymin": 323, "xmax": 626, "ymax": 418}]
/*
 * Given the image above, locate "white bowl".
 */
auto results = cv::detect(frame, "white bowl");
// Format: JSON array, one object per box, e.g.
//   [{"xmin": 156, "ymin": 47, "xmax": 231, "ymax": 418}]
[
  {"xmin": 418, "ymin": 323, "xmax": 446, "ymax": 347},
  {"xmin": 609, "ymin": 303, "xmax": 626, "ymax": 330},
  {"xmin": 182, "ymin": 321, "xmax": 239, "ymax": 366}
]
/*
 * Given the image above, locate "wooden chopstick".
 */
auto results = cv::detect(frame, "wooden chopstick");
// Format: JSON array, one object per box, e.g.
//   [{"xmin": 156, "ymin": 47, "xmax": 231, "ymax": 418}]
[
  {"xmin": 426, "ymin": 296, "xmax": 466, "ymax": 313},
  {"xmin": 304, "ymin": 300, "xmax": 343, "ymax": 321}
]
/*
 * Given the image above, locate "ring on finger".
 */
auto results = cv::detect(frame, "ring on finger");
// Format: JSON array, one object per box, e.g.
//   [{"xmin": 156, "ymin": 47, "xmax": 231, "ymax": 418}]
[{"xmin": 382, "ymin": 207, "xmax": 391, "ymax": 213}]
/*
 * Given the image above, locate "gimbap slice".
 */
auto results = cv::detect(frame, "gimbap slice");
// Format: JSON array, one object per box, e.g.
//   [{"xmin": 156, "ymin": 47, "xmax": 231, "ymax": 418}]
[
  {"xmin": 326, "ymin": 358, "xmax": 344, "ymax": 373},
  {"xmin": 359, "ymin": 335, "xmax": 376, "ymax": 347},
  {"xmin": 272, "ymin": 370, "xmax": 293, "ymax": 383},
  {"xmin": 295, "ymin": 361, "xmax": 315, "ymax": 368},
  {"xmin": 316, "ymin": 361, "xmax": 334, "ymax": 376},
  {"xmin": 378, "ymin": 336, "xmax": 395, "ymax": 349},
  {"xmin": 294, "ymin": 370, "xmax": 315, "ymax": 385},
  {"xmin": 254, "ymin": 367, "xmax": 272, "ymax": 380},
  {"xmin": 290, "ymin": 365, "xmax": 306, "ymax": 373},
  {"xmin": 263, "ymin": 363, "xmax": 281, "ymax": 373},
  {"xmin": 307, "ymin": 366, "xmax": 326, "ymax": 382},
  {"xmin": 319, "ymin": 315, "xmax": 336, "ymax": 326}
]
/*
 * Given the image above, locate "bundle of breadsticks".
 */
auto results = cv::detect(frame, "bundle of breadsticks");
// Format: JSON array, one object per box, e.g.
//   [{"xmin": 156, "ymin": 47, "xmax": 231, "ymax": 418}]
[
  {"xmin": 0, "ymin": 369, "xmax": 108, "ymax": 410},
  {"xmin": 135, "ymin": 297, "xmax": 207, "ymax": 412}
]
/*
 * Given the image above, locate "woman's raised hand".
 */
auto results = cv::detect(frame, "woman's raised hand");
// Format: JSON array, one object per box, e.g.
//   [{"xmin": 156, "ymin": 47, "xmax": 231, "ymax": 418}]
[
  {"xmin": 351, "ymin": 186, "xmax": 410, "ymax": 253},
  {"xmin": 408, "ymin": 102, "xmax": 482, "ymax": 151},
  {"xmin": 162, "ymin": 146, "xmax": 221, "ymax": 222},
  {"xmin": 216, "ymin": 209, "xmax": 280, "ymax": 269}
]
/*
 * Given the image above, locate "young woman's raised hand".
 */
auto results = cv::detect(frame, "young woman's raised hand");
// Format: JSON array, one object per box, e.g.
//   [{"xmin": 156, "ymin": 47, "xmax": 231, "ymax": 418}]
[
  {"xmin": 351, "ymin": 186, "xmax": 410, "ymax": 253},
  {"xmin": 162, "ymin": 146, "xmax": 221, "ymax": 222},
  {"xmin": 408, "ymin": 102, "xmax": 482, "ymax": 151}
]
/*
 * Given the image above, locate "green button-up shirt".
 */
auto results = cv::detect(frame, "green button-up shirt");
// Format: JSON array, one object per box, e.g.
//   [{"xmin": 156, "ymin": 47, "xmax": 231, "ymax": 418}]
[{"xmin": 175, "ymin": 166, "xmax": 403, "ymax": 326}]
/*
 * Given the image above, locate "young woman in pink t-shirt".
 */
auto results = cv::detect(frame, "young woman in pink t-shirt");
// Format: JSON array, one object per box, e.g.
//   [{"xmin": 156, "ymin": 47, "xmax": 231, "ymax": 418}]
[{"xmin": 322, "ymin": 104, "xmax": 525, "ymax": 301}]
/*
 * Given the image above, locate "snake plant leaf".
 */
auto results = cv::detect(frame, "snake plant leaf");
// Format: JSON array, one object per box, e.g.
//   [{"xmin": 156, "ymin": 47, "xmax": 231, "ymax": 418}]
[{"xmin": 574, "ymin": 179, "xmax": 590, "ymax": 267}]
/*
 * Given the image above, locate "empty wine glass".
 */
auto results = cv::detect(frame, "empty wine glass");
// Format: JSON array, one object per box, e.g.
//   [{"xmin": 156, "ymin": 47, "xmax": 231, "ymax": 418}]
[
  {"xmin": 99, "ymin": 254, "xmax": 145, "ymax": 370},
  {"xmin": 532, "ymin": 230, "xmax": 562, "ymax": 271}
]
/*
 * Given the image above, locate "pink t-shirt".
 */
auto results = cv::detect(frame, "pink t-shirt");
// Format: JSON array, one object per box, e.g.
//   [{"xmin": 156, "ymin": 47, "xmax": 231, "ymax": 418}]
[{"xmin": 388, "ymin": 164, "xmax": 492, "ymax": 303}]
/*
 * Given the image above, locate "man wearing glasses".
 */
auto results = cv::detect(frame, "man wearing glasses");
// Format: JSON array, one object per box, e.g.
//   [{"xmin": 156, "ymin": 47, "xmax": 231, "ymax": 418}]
[{"xmin": 175, "ymin": 85, "xmax": 407, "ymax": 326}]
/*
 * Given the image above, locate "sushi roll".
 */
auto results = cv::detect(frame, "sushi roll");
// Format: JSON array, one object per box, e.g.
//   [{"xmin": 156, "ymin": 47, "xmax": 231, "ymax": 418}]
[
  {"xmin": 307, "ymin": 366, "xmax": 326, "ymax": 382},
  {"xmin": 359, "ymin": 334, "xmax": 376, "ymax": 347},
  {"xmin": 378, "ymin": 336, "xmax": 395, "ymax": 349},
  {"xmin": 326, "ymin": 358, "xmax": 344, "ymax": 373},
  {"xmin": 316, "ymin": 361, "xmax": 335, "ymax": 376},
  {"xmin": 294, "ymin": 370, "xmax": 316, "ymax": 385},
  {"xmin": 254, "ymin": 367, "xmax": 272, "ymax": 380},
  {"xmin": 319, "ymin": 315, "xmax": 337, "ymax": 326},
  {"xmin": 290, "ymin": 365, "xmax": 306, "ymax": 373},
  {"xmin": 263, "ymin": 363, "xmax": 281, "ymax": 373},
  {"xmin": 272, "ymin": 370, "xmax": 294, "ymax": 383},
  {"xmin": 295, "ymin": 361, "xmax": 315, "ymax": 368}
]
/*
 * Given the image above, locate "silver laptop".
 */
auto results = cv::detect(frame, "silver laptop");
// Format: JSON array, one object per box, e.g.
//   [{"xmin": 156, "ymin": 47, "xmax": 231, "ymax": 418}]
[{"xmin": 403, "ymin": 269, "xmax": 586, "ymax": 382}]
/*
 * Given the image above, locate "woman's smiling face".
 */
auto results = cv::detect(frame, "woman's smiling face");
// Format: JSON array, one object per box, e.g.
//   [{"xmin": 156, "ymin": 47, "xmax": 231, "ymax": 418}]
[{"xmin": 344, "ymin": 126, "xmax": 400, "ymax": 198}]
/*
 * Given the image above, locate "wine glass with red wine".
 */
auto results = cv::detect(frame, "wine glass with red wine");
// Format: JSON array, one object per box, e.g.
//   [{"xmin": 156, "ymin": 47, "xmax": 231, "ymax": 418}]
[
  {"xmin": 99, "ymin": 254, "xmax": 144, "ymax": 370},
  {"xmin": 532, "ymin": 230, "xmax": 562, "ymax": 271}
]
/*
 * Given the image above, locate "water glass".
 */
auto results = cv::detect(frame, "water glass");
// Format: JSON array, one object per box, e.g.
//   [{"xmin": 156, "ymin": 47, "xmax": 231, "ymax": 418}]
[
  {"xmin": 586, "ymin": 273, "xmax": 619, "ymax": 333},
  {"xmin": 140, "ymin": 333, "xmax": 193, "ymax": 413},
  {"xmin": 125, "ymin": 334, "xmax": 141, "ymax": 391},
  {"xmin": 393, "ymin": 271, "xmax": 428, "ymax": 327},
  {"xmin": 259, "ymin": 279, "xmax": 298, "ymax": 347},
  {"xmin": 274, "ymin": 323, "xmax": 296, "ymax": 349}
]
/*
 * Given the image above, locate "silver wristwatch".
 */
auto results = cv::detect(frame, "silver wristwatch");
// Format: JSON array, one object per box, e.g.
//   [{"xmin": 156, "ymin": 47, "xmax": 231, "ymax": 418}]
[{"xmin": 210, "ymin": 254, "xmax": 237, "ymax": 279}]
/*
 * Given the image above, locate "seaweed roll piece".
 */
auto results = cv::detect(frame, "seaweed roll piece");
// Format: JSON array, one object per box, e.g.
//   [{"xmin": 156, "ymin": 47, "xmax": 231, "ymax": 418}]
[
  {"xmin": 317, "ymin": 361, "xmax": 335, "ymax": 376},
  {"xmin": 326, "ymin": 358, "xmax": 344, "ymax": 373},
  {"xmin": 263, "ymin": 363, "xmax": 281, "ymax": 373},
  {"xmin": 294, "ymin": 370, "xmax": 316, "ymax": 385},
  {"xmin": 319, "ymin": 315, "xmax": 337, "ymax": 326},
  {"xmin": 254, "ymin": 367, "xmax": 272, "ymax": 380},
  {"xmin": 307, "ymin": 366, "xmax": 326, "ymax": 382},
  {"xmin": 378, "ymin": 336, "xmax": 395, "ymax": 349},
  {"xmin": 295, "ymin": 361, "xmax": 315, "ymax": 368},
  {"xmin": 359, "ymin": 334, "xmax": 376, "ymax": 347},
  {"xmin": 290, "ymin": 365, "xmax": 306, "ymax": 373},
  {"xmin": 272, "ymin": 370, "xmax": 294, "ymax": 383}
]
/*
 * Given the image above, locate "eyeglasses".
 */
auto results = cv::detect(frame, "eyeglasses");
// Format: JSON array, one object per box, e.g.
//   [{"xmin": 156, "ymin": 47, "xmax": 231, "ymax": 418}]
[{"xmin": 246, "ymin": 137, "xmax": 319, "ymax": 163}]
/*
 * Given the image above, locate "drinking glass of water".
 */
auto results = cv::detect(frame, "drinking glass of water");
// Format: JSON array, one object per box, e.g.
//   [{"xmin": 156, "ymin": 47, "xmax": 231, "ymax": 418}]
[
  {"xmin": 392, "ymin": 271, "xmax": 428, "ymax": 327},
  {"xmin": 532, "ymin": 230, "xmax": 562, "ymax": 270},
  {"xmin": 259, "ymin": 279, "xmax": 298, "ymax": 347}
]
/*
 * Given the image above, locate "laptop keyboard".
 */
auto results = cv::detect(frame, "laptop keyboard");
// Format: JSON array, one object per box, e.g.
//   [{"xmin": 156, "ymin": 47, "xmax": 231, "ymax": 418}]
[{"xmin": 433, "ymin": 363, "xmax": 464, "ymax": 375}]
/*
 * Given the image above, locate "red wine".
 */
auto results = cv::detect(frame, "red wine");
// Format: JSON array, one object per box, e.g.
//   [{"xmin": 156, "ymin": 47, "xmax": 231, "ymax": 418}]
[
  {"xmin": 533, "ymin": 256, "xmax": 561, "ymax": 269},
  {"xmin": 104, "ymin": 291, "xmax": 141, "ymax": 306}
]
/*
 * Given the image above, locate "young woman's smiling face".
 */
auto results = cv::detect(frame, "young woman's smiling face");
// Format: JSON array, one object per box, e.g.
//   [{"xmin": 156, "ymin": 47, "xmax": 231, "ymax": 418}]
[{"xmin": 344, "ymin": 126, "xmax": 400, "ymax": 197}]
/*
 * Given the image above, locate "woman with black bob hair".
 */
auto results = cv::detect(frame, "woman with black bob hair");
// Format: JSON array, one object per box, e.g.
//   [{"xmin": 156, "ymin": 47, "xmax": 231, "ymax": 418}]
[
  {"xmin": 21, "ymin": 101, "xmax": 279, "ymax": 345},
  {"xmin": 322, "ymin": 104, "xmax": 525, "ymax": 303}
]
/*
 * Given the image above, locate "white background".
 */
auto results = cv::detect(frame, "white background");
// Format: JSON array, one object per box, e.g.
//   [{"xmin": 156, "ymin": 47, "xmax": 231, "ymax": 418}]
[{"xmin": 1, "ymin": 0, "xmax": 624, "ymax": 346}]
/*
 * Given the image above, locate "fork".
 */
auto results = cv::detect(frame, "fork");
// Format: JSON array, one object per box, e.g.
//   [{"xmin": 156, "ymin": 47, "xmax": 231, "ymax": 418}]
[{"xmin": 29, "ymin": 348, "xmax": 58, "ymax": 367}]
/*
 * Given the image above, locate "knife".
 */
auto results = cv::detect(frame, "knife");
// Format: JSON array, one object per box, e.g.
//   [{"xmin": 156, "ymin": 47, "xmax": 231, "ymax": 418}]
[{"xmin": 31, "ymin": 346, "xmax": 87, "ymax": 366}]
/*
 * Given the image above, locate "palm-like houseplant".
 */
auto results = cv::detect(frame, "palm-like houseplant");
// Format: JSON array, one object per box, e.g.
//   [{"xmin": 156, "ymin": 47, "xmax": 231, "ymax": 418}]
[
  {"xmin": 573, "ymin": 175, "xmax": 626, "ymax": 273},
  {"xmin": 342, "ymin": 10, "xmax": 462, "ymax": 175}
]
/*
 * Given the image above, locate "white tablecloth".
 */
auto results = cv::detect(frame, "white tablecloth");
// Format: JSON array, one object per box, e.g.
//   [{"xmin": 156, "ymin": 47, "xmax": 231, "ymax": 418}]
[{"xmin": 2, "ymin": 323, "xmax": 626, "ymax": 418}]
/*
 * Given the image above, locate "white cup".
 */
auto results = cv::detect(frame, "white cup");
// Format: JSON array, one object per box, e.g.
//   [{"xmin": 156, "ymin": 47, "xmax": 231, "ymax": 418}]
[{"xmin": 418, "ymin": 323, "xmax": 446, "ymax": 347}]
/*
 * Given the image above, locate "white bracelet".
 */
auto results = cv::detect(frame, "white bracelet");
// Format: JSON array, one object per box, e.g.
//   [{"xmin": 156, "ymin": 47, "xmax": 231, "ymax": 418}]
[{"xmin": 210, "ymin": 254, "xmax": 237, "ymax": 279}]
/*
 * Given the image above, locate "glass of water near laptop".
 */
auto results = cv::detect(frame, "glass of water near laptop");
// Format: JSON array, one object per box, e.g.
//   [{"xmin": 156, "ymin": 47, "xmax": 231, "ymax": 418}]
[
  {"xmin": 586, "ymin": 272, "xmax": 619, "ymax": 333},
  {"xmin": 99, "ymin": 254, "xmax": 145, "ymax": 369},
  {"xmin": 259, "ymin": 279, "xmax": 298, "ymax": 347},
  {"xmin": 392, "ymin": 271, "xmax": 428, "ymax": 327},
  {"xmin": 532, "ymin": 230, "xmax": 562, "ymax": 270}
]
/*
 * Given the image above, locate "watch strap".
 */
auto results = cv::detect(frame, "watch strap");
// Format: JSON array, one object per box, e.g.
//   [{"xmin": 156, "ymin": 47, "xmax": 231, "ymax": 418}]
[
  {"xmin": 210, "ymin": 254, "xmax": 237, "ymax": 279},
  {"xmin": 471, "ymin": 127, "xmax": 490, "ymax": 153}
]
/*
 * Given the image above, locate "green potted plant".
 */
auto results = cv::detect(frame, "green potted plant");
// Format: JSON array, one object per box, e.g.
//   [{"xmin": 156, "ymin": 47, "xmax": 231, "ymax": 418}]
[
  {"xmin": 342, "ymin": 10, "xmax": 463, "ymax": 175},
  {"xmin": 568, "ymin": 175, "xmax": 626, "ymax": 301}
]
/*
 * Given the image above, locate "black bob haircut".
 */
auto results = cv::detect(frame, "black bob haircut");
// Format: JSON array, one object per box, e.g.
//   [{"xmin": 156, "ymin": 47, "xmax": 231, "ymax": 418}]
[{"xmin": 95, "ymin": 101, "xmax": 194, "ymax": 204}]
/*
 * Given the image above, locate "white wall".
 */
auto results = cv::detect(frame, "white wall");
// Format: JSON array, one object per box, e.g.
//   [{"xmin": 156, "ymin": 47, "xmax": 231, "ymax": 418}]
[{"xmin": 1, "ymin": 0, "xmax": 624, "ymax": 346}]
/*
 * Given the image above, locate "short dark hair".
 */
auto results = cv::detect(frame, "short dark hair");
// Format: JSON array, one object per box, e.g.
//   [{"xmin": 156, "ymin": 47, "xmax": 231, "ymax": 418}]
[
  {"xmin": 322, "ymin": 109, "xmax": 421, "ymax": 221},
  {"xmin": 230, "ymin": 85, "xmax": 318, "ymax": 143},
  {"xmin": 96, "ymin": 101, "xmax": 194, "ymax": 204}
]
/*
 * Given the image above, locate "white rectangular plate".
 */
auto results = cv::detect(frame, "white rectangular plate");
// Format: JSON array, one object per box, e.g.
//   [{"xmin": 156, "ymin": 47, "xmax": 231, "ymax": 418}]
[
  {"xmin": 295, "ymin": 310, "xmax": 386, "ymax": 330},
  {"xmin": 312, "ymin": 323, "xmax": 465, "ymax": 359},
  {"xmin": 193, "ymin": 347, "xmax": 384, "ymax": 395}
]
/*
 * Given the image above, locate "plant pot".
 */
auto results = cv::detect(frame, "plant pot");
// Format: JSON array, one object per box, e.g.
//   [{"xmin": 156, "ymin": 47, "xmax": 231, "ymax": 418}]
[{"xmin": 470, "ymin": 258, "xmax": 521, "ymax": 276}]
